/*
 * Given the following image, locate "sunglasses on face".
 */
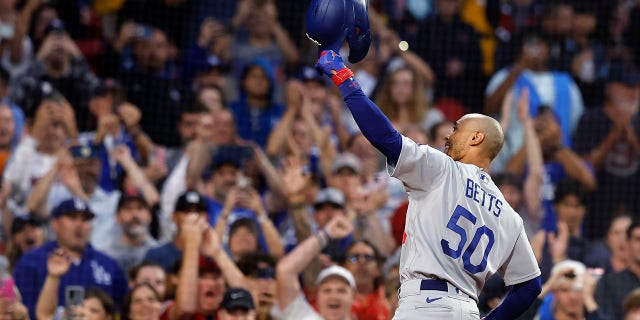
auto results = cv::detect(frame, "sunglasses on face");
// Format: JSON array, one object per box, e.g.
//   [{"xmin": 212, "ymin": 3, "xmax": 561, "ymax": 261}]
[{"xmin": 347, "ymin": 253, "xmax": 376, "ymax": 264}]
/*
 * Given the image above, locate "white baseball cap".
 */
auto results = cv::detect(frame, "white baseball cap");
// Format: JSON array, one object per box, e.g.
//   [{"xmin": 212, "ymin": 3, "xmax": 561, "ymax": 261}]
[{"xmin": 316, "ymin": 265, "xmax": 356, "ymax": 289}]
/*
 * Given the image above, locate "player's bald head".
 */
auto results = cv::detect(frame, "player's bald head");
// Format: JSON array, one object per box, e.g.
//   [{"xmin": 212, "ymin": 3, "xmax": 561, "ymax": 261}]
[{"xmin": 458, "ymin": 113, "xmax": 504, "ymax": 160}]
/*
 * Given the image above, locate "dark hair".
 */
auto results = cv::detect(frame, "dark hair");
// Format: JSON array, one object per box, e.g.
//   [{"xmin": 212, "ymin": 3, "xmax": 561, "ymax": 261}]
[
  {"xmin": 493, "ymin": 172, "xmax": 523, "ymax": 190},
  {"xmin": 552, "ymin": 179, "xmax": 586, "ymax": 205},
  {"xmin": 229, "ymin": 218, "xmax": 260, "ymax": 238},
  {"xmin": 627, "ymin": 220, "xmax": 640, "ymax": 240},
  {"xmin": 128, "ymin": 261, "xmax": 165, "ymax": 282},
  {"xmin": 342, "ymin": 239, "xmax": 384, "ymax": 288},
  {"xmin": 84, "ymin": 287, "xmax": 116, "ymax": 319},
  {"xmin": 236, "ymin": 251, "xmax": 277, "ymax": 276},
  {"xmin": 180, "ymin": 104, "xmax": 208, "ymax": 118},
  {"xmin": 0, "ymin": 66, "xmax": 9, "ymax": 85},
  {"xmin": 121, "ymin": 283, "xmax": 161, "ymax": 320},
  {"xmin": 343, "ymin": 239, "xmax": 383, "ymax": 265}
]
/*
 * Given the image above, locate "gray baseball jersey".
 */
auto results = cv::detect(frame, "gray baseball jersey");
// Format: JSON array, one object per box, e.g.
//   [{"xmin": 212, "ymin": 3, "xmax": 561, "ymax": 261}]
[{"xmin": 389, "ymin": 136, "xmax": 541, "ymax": 301}]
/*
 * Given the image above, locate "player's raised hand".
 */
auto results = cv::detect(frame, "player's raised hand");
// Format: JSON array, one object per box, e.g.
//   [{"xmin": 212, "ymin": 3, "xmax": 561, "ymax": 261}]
[
  {"xmin": 315, "ymin": 50, "xmax": 353, "ymax": 86},
  {"xmin": 324, "ymin": 214, "xmax": 353, "ymax": 240}
]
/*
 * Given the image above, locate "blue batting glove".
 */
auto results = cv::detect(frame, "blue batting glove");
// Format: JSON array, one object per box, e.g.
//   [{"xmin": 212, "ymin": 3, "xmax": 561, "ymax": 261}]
[{"xmin": 315, "ymin": 50, "xmax": 354, "ymax": 86}]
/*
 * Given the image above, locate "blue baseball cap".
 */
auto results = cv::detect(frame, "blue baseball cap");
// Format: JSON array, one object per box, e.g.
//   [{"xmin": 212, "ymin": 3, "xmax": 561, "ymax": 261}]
[
  {"xmin": 52, "ymin": 198, "xmax": 95, "ymax": 219},
  {"xmin": 607, "ymin": 62, "xmax": 640, "ymax": 86}
]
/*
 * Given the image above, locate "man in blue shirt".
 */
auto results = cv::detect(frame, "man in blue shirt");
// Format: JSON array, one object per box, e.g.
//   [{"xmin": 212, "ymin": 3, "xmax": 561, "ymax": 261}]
[{"xmin": 13, "ymin": 198, "xmax": 128, "ymax": 319}]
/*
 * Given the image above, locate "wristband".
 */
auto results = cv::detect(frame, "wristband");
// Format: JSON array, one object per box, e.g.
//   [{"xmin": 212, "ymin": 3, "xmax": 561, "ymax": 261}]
[
  {"xmin": 331, "ymin": 67, "xmax": 354, "ymax": 86},
  {"xmin": 257, "ymin": 214, "xmax": 269, "ymax": 224},
  {"xmin": 316, "ymin": 231, "xmax": 328, "ymax": 248}
]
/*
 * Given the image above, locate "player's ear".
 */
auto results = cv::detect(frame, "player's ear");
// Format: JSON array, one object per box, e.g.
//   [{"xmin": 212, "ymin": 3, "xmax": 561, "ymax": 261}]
[{"xmin": 469, "ymin": 131, "xmax": 484, "ymax": 146}]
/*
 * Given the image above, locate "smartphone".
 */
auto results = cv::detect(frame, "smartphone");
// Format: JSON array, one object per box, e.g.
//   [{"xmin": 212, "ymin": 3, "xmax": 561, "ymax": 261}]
[
  {"xmin": 237, "ymin": 175, "xmax": 251, "ymax": 190},
  {"xmin": 70, "ymin": 145, "xmax": 103, "ymax": 159},
  {"xmin": 0, "ymin": 277, "xmax": 16, "ymax": 304},
  {"xmin": 0, "ymin": 22, "xmax": 15, "ymax": 40},
  {"xmin": 65, "ymin": 286, "xmax": 84, "ymax": 318}
]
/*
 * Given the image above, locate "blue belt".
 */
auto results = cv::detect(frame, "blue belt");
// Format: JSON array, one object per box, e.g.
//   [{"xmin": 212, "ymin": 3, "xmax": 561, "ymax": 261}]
[{"xmin": 420, "ymin": 279, "xmax": 448, "ymax": 292}]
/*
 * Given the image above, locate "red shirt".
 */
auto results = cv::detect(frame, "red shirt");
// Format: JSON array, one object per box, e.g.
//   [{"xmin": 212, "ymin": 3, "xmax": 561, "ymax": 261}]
[
  {"xmin": 351, "ymin": 286, "xmax": 390, "ymax": 320},
  {"xmin": 160, "ymin": 301, "xmax": 218, "ymax": 320}
]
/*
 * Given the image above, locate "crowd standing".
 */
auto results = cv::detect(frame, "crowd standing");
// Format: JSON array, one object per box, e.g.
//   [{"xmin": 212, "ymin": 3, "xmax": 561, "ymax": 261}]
[{"xmin": 0, "ymin": 0, "xmax": 639, "ymax": 319}]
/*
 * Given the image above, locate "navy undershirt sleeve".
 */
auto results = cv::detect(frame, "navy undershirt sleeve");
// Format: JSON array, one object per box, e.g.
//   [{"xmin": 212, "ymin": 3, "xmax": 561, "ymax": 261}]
[
  {"xmin": 483, "ymin": 276, "xmax": 542, "ymax": 320},
  {"xmin": 338, "ymin": 78, "xmax": 403, "ymax": 164}
]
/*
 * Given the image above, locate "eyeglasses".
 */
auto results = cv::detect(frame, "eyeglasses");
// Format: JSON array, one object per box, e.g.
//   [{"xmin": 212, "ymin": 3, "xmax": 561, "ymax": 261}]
[
  {"xmin": 255, "ymin": 267, "xmax": 275, "ymax": 279},
  {"xmin": 347, "ymin": 253, "xmax": 376, "ymax": 264}
]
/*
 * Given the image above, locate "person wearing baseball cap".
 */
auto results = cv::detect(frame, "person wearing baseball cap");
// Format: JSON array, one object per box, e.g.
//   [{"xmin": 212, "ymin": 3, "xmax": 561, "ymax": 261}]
[
  {"xmin": 218, "ymin": 287, "xmax": 256, "ymax": 320},
  {"xmin": 143, "ymin": 191, "xmax": 209, "ymax": 271},
  {"xmin": 98, "ymin": 195, "xmax": 157, "ymax": 273},
  {"xmin": 13, "ymin": 198, "xmax": 127, "ymax": 319},
  {"xmin": 277, "ymin": 214, "xmax": 355, "ymax": 320},
  {"xmin": 6, "ymin": 216, "xmax": 45, "ymax": 269}
]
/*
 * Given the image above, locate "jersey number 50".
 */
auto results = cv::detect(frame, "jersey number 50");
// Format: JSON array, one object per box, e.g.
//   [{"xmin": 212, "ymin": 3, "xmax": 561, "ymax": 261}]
[{"xmin": 441, "ymin": 205, "xmax": 495, "ymax": 274}]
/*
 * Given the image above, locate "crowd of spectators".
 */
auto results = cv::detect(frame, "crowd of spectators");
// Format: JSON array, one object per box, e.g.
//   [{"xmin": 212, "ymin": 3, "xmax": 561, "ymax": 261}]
[{"xmin": 0, "ymin": 0, "xmax": 638, "ymax": 319}]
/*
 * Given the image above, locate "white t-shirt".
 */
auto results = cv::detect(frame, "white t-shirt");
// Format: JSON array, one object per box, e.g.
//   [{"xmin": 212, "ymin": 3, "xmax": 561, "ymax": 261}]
[
  {"xmin": 280, "ymin": 294, "xmax": 323, "ymax": 320},
  {"xmin": 389, "ymin": 136, "xmax": 541, "ymax": 301},
  {"xmin": 4, "ymin": 136, "xmax": 57, "ymax": 214}
]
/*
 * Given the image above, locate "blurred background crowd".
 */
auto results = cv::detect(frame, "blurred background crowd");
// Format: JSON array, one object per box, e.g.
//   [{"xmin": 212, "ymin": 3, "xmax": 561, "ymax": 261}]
[{"xmin": 0, "ymin": 0, "xmax": 639, "ymax": 319}]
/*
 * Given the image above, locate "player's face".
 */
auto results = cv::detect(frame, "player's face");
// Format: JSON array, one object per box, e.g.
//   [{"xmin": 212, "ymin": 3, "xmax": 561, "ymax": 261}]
[
  {"xmin": 553, "ymin": 282, "xmax": 584, "ymax": 316},
  {"xmin": 316, "ymin": 278, "xmax": 354, "ymax": 320},
  {"xmin": 444, "ymin": 119, "xmax": 471, "ymax": 160}
]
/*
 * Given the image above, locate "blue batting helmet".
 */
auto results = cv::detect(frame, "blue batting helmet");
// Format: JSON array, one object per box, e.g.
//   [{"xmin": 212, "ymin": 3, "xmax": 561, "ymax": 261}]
[{"xmin": 305, "ymin": 0, "xmax": 371, "ymax": 64}]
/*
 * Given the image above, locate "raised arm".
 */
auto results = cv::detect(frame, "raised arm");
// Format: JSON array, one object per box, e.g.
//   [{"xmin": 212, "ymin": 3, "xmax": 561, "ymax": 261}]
[
  {"xmin": 169, "ymin": 215, "xmax": 208, "ymax": 320},
  {"xmin": 201, "ymin": 228, "xmax": 248, "ymax": 289},
  {"xmin": 35, "ymin": 249, "xmax": 72, "ymax": 320},
  {"xmin": 111, "ymin": 145, "xmax": 159, "ymax": 206},
  {"xmin": 276, "ymin": 215, "xmax": 353, "ymax": 311},
  {"xmin": 316, "ymin": 51, "xmax": 402, "ymax": 164},
  {"xmin": 517, "ymin": 90, "xmax": 544, "ymax": 215}
]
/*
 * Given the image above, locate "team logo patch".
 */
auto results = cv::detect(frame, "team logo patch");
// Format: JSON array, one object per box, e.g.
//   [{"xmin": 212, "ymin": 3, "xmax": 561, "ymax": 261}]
[{"xmin": 479, "ymin": 172, "xmax": 490, "ymax": 184}]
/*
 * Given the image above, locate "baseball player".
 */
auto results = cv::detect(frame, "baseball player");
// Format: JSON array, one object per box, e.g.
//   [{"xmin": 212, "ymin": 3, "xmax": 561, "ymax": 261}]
[{"xmin": 315, "ymin": 50, "xmax": 542, "ymax": 319}]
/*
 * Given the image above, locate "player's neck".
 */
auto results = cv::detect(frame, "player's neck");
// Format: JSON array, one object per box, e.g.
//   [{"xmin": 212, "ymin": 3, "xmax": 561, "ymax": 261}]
[{"xmin": 460, "ymin": 156, "xmax": 492, "ymax": 173}]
